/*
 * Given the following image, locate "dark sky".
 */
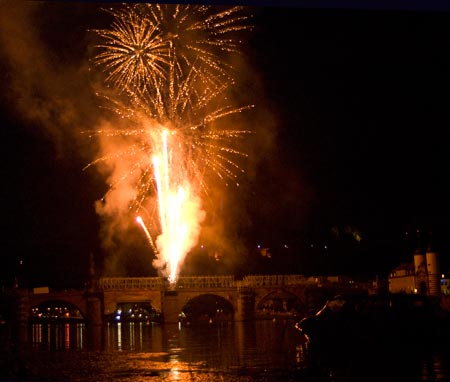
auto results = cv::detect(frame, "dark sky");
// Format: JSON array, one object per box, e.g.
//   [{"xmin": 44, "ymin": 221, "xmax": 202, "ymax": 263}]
[
  {"xmin": 1, "ymin": 2, "xmax": 450, "ymax": 288},
  {"xmin": 248, "ymin": 6, "xmax": 450, "ymax": 274}
]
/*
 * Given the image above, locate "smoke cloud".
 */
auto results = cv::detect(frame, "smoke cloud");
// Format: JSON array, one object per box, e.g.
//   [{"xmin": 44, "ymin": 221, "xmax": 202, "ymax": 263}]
[
  {"xmin": 0, "ymin": 3, "xmax": 282, "ymax": 280},
  {"xmin": 0, "ymin": 3, "xmax": 99, "ymax": 158}
]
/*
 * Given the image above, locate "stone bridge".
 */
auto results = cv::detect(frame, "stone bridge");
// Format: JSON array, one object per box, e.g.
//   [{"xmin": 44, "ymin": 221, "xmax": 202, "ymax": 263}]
[{"xmin": 24, "ymin": 275, "xmax": 370, "ymax": 325}]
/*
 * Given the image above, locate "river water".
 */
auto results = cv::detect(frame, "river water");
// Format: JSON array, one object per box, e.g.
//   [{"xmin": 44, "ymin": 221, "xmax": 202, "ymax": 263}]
[{"xmin": 1, "ymin": 319, "xmax": 450, "ymax": 382}]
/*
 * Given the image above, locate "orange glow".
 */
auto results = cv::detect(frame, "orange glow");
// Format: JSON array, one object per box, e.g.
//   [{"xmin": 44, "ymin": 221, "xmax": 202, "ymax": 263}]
[
  {"xmin": 151, "ymin": 129, "xmax": 204, "ymax": 284},
  {"xmin": 86, "ymin": 5, "xmax": 252, "ymax": 285},
  {"xmin": 136, "ymin": 216, "xmax": 157, "ymax": 254}
]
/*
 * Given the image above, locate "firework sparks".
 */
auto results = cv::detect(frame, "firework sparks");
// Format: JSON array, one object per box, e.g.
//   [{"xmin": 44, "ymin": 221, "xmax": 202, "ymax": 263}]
[
  {"xmin": 90, "ymin": 6, "xmax": 170, "ymax": 94},
  {"xmin": 87, "ymin": 4, "xmax": 252, "ymax": 285},
  {"xmin": 142, "ymin": 4, "xmax": 251, "ymax": 92},
  {"xmin": 136, "ymin": 215, "xmax": 158, "ymax": 254},
  {"xmin": 92, "ymin": 4, "xmax": 252, "ymax": 95},
  {"xmin": 152, "ymin": 129, "xmax": 205, "ymax": 283}
]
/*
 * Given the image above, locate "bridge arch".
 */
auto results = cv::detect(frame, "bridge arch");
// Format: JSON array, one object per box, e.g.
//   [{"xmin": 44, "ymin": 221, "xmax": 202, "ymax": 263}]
[
  {"xmin": 28, "ymin": 291, "xmax": 90, "ymax": 321},
  {"xmin": 105, "ymin": 301, "xmax": 162, "ymax": 323},
  {"xmin": 29, "ymin": 299, "xmax": 85, "ymax": 321},
  {"xmin": 179, "ymin": 293, "xmax": 235, "ymax": 324},
  {"xmin": 255, "ymin": 289, "xmax": 308, "ymax": 318},
  {"xmin": 102, "ymin": 289, "xmax": 163, "ymax": 317}
]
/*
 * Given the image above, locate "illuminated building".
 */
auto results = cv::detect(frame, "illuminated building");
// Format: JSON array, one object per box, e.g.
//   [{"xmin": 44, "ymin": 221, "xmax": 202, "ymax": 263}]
[{"xmin": 388, "ymin": 244, "xmax": 441, "ymax": 296}]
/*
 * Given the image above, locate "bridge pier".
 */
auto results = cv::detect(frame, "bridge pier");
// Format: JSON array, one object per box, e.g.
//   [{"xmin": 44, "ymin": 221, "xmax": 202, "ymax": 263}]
[
  {"xmin": 85, "ymin": 292, "xmax": 103, "ymax": 350},
  {"xmin": 235, "ymin": 287, "xmax": 255, "ymax": 321},
  {"xmin": 15, "ymin": 289, "xmax": 30, "ymax": 344},
  {"xmin": 162, "ymin": 291, "xmax": 182, "ymax": 323}
]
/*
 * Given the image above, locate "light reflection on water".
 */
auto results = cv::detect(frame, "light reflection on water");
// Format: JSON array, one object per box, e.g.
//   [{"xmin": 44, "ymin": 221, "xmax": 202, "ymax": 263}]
[
  {"xmin": 1, "ymin": 320, "xmax": 449, "ymax": 381},
  {"xmin": 30, "ymin": 322, "xmax": 85, "ymax": 351},
  {"xmin": 7, "ymin": 319, "xmax": 308, "ymax": 381}
]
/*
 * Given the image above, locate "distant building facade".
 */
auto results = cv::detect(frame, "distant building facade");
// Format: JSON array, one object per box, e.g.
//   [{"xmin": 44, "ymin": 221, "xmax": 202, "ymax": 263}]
[
  {"xmin": 388, "ymin": 247, "xmax": 441, "ymax": 296},
  {"xmin": 441, "ymin": 276, "xmax": 450, "ymax": 296},
  {"xmin": 388, "ymin": 262, "xmax": 416, "ymax": 294}
]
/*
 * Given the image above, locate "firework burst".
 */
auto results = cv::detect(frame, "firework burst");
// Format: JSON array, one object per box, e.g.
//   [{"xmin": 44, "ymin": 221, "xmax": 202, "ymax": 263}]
[
  {"xmin": 90, "ymin": 6, "xmax": 171, "ymax": 94},
  {"xmin": 86, "ymin": 4, "xmax": 253, "ymax": 284}
]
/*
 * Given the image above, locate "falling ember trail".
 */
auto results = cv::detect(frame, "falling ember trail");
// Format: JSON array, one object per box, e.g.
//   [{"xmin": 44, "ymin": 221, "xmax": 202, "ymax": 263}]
[{"xmin": 136, "ymin": 216, "xmax": 157, "ymax": 254}]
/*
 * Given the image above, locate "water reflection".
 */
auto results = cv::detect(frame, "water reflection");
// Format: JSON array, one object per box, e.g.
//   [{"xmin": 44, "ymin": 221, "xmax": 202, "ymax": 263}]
[
  {"xmin": 13, "ymin": 320, "xmax": 450, "ymax": 381},
  {"xmin": 422, "ymin": 352, "xmax": 450, "ymax": 382},
  {"xmin": 30, "ymin": 322, "xmax": 85, "ymax": 350},
  {"xmin": 105, "ymin": 321, "xmax": 165, "ymax": 352}
]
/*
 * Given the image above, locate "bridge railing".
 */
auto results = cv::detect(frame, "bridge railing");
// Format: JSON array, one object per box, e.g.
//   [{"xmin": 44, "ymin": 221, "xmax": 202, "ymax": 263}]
[
  {"xmin": 98, "ymin": 275, "xmax": 326, "ymax": 290},
  {"xmin": 176, "ymin": 276, "xmax": 236, "ymax": 289},
  {"xmin": 240, "ymin": 274, "xmax": 311, "ymax": 287},
  {"xmin": 99, "ymin": 277, "xmax": 165, "ymax": 290},
  {"xmin": 98, "ymin": 276, "xmax": 237, "ymax": 290}
]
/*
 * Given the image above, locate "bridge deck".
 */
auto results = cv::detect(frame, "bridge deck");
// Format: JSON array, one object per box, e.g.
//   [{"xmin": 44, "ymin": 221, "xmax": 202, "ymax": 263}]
[{"xmin": 98, "ymin": 275, "xmax": 320, "ymax": 290}]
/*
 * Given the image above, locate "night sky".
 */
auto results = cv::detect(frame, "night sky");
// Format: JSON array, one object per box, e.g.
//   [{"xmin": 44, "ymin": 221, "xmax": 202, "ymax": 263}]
[{"xmin": 1, "ymin": 2, "xmax": 450, "ymax": 289}]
